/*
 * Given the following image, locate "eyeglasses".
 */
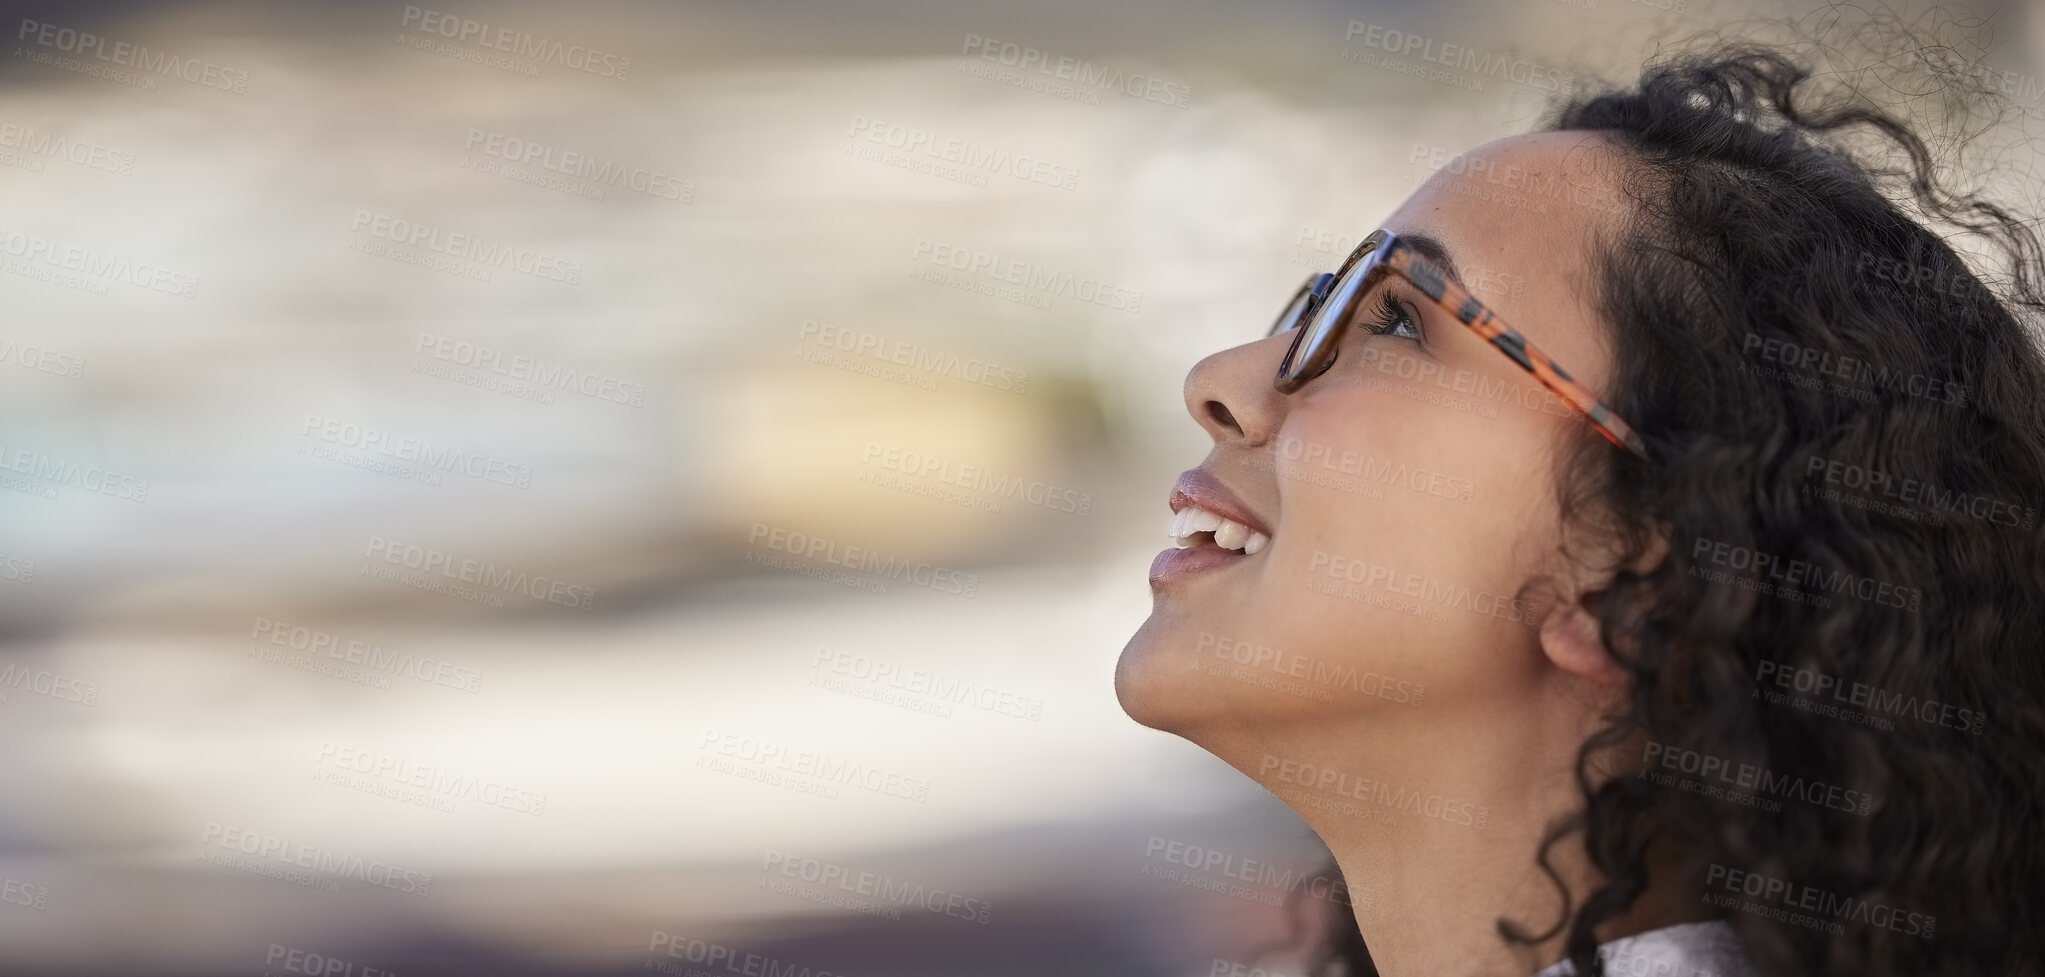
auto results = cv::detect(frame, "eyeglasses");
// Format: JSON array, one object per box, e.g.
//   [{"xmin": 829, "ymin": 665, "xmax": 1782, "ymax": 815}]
[{"xmin": 1267, "ymin": 229, "xmax": 1648, "ymax": 459}]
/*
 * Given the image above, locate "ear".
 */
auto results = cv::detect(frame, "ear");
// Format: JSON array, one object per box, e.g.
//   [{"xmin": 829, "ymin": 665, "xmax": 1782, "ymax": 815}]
[
  {"xmin": 1538, "ymin": 591, "xmax": 1629, "ymax": 686},
  {"xmin": 1538, "ymin": 521, "xmax": 1673, "ymax": 687}
]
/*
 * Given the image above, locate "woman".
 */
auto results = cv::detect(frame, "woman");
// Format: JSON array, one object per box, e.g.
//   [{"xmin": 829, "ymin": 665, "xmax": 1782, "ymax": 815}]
[{"xmin": 1115, "ymin": 42, "xmax": 2045, "ymax": 977}]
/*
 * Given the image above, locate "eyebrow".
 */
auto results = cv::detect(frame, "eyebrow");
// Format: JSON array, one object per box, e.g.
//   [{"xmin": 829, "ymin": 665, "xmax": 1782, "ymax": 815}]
[{"xmin": 1398, "ymin": 233, "xmax": 1465, "ymax": 289}]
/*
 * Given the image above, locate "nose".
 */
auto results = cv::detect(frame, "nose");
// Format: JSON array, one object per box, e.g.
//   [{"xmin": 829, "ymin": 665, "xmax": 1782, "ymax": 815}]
[{"xmin": 1182, "ymin": 334, "xmax": 1293, "ymax": 447}]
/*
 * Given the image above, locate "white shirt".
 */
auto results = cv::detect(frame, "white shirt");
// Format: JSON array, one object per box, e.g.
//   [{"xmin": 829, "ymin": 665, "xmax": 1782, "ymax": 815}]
[{"xmin": 1528, "ymin": 920, "xmax": 1759, "ymax": 977}]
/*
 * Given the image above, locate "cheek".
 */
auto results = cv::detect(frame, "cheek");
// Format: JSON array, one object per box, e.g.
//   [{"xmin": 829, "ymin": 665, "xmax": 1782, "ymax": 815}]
[{"xmin": 1249, "ymin": 380, "xmax": 1554, "ymax": 700}]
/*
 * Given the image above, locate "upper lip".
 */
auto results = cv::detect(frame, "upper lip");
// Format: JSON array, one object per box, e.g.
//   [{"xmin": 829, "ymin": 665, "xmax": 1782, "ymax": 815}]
[{"xmin": 1170, "ymin": 468, "xmax": 1273, "ymax": 538}]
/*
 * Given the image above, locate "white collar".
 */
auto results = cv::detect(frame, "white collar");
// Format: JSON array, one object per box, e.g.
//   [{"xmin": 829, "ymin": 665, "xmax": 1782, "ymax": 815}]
[{"xmin": 1528, "ymin": 920, "xmax": 1756, "ymax": 977}]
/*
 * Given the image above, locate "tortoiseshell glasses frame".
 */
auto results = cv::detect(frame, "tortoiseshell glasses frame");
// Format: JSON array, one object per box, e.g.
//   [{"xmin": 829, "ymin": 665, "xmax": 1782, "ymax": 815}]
[{"xmin": 1265, "ymin": 228, "xmax": 1649, "ymax": 459}]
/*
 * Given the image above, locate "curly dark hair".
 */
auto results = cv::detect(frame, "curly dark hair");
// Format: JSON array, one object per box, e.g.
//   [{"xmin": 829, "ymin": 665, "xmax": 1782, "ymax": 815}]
[{"xmin": 1280, "ymin": 27, "xmax": 2045, "ymax": 977}]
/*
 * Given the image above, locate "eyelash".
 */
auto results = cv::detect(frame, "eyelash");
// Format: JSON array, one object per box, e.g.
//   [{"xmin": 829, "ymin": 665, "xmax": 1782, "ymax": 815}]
[{"xmin": 1361, "ymin": 289, "xmax": 1424, "ymax": 343}]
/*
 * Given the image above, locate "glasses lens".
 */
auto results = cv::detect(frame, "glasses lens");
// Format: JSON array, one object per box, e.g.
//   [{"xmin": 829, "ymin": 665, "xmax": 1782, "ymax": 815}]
[
  {"xmin": 1292, "ymin": 245, "xmax": 1383, "ymax": 381},
  {"xmin": 1267, "ymin": 275, "xmax": 1324, "ymax": 339}
]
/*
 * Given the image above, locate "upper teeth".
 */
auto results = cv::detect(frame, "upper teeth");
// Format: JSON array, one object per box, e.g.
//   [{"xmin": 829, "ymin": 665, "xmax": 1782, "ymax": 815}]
[{"xmin": 1168, "ymin": 505, "xmax": 1270, "ymax": 555}]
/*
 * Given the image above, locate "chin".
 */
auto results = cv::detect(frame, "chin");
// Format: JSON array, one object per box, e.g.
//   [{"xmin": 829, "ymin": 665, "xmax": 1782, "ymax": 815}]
[
  {"xmin": 1114, "ymin": 615, "xmax": 1230, "ymax": 736},
  {"xmin": 1114, "ymin": 619, "xmax": 1184, "ymax": 733}
]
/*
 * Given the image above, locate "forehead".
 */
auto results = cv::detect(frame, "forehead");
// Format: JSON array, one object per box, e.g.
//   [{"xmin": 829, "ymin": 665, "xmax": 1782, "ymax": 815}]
[
  {"xmin": 1383, "ymin": 129, "xmax": 1634, "ymax": 379},
  {"xmin": 1393, "ymin": 129, "xmax": 1632, "ymax": 238}
]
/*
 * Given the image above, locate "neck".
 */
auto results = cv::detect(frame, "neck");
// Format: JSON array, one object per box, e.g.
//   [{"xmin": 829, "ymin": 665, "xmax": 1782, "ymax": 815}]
[{"xmin": 1227, "ymin": 681, "xmax": 1703, "ymax": 976}]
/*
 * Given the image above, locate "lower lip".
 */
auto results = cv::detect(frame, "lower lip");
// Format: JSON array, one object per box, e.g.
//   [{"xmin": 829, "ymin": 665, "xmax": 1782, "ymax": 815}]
[{"xmin": 1149, "ymin": 539, "xmax": 1254, "ymax": 584}]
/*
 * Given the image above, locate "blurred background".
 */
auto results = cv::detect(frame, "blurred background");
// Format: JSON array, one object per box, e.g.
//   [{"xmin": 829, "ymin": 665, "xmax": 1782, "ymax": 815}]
[{"xmin": 0, "ymin": 0, "xmax": 2036, "ymax": 974}]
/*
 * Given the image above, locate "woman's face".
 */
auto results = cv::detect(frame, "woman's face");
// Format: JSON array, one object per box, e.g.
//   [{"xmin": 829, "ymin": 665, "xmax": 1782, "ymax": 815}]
[{"xmin": 1116, "ymin": 130, "xmax": 1634, "ymax": 758}]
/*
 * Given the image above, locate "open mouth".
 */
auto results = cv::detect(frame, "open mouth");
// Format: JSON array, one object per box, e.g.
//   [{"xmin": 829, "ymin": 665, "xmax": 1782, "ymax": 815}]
[
  {"xmin": 1168, "ymin": 504, "xmax": 1270, "ymax": 555},
  {"xmin": 1151, "ymin": 469, "xmax": 1274, "ymax": 586}
]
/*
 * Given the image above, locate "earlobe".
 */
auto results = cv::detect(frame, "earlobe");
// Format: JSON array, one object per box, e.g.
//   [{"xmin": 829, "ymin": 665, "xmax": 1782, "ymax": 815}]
[{"xmin": 1538, "ymin": 595, "xmax": 1629, "ymax": 686}]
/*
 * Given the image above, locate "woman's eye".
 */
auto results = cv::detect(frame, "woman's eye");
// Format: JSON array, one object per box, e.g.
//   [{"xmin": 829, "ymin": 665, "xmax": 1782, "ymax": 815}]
[{"xmin": 1362, "ymin": 290, "xmax": 1423, "ymax": 342}]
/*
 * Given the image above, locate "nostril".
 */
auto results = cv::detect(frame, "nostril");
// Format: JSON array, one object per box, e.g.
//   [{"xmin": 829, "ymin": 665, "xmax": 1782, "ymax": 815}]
[{"xmin": 1206, "ymin": 400, "xmax": 1239, "ymax": 432}]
